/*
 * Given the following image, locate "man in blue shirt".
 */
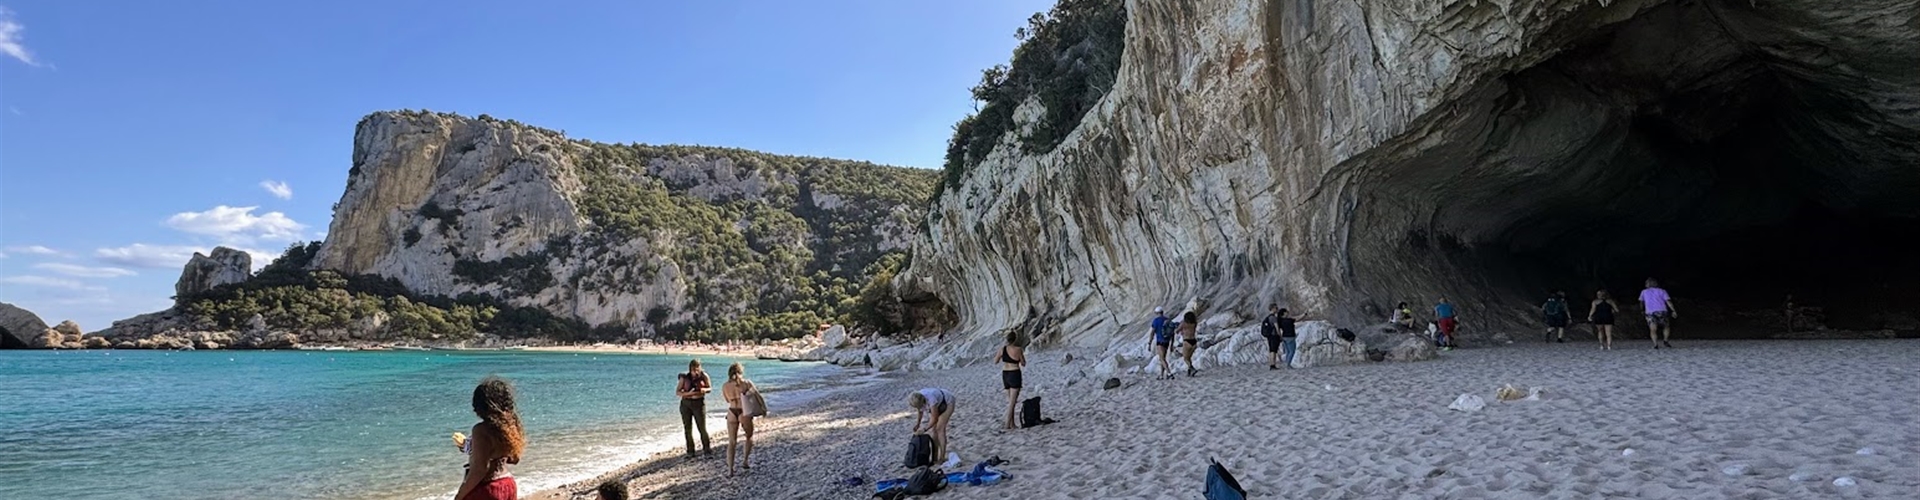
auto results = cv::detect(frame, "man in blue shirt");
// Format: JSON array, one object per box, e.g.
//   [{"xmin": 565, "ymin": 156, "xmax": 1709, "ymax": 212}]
[
  {"xmin": 1148, "ymin": 307, "xmax": 1173, "ymax": 380},
  {"xmin": 1435, "ymin": 299, "xmax": 1458, "ymax": 350}
]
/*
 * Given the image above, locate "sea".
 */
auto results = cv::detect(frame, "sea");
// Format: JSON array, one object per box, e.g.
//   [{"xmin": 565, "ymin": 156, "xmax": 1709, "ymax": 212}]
[{"xmin": 0, "ymin": 349, "xmax": 849, "ymax": 500}]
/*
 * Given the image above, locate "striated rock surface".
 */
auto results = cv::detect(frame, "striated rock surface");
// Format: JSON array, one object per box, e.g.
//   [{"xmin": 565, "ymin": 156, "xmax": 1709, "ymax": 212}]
[
  {"xmin": 175, "ymin": 247, "xmax": 253, "ymax": 304},
  {"xmin": 0, "ymin": 302, "xmax": 50, "ymax": 348},
  {"xmin": 313, "ymin": 111, "xmax": 935, "ymax": 338},
  {"xmin": 903, "ymin": 0, "xmax": 1920, "ymax": 365}
]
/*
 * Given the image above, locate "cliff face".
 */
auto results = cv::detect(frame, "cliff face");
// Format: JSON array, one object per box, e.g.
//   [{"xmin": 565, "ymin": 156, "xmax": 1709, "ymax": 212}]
[
  {"xmin": 0, "ymin": 302, "xmax": 49, "ymax": 348},
  {"xmin": 906, "ymin": 0, "xmax": 1920, "ymax": 356},
  {"xmin": 315, "ymin": 112, "xmax": 935, "ymax": 338},
  {"xmin": 174, "ymin": 247, "xmax": 253, "ymax": 306}
]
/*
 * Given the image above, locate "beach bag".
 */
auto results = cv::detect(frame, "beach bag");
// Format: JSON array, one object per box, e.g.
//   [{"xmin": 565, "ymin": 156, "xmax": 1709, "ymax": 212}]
[
  {"xmin": 1204, "ymin": 458, "xmax": 1247, "ymax": 500},
  {"xmin": 905, "ymin": 434, "xmax": 936, "ymax": 469},
  {"xmin": 744, "ymin": 383, "xmax": 768, "ymax": 417},
  {"xmin": 903, "ymin": 467, "xmax": 947, "ymax": 495}
]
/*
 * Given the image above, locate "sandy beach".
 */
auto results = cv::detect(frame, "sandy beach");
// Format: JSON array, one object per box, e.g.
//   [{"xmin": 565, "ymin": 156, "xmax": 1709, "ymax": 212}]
[{"xmin": 539, "ymin": 339, "xmax": 1918, "ymax": 499}]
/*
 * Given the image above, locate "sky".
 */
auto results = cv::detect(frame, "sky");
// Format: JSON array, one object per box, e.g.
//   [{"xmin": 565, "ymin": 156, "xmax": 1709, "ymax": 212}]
[{"xmin": 0, "ymin": 0, "xmax": 1051, "ymax": 330}]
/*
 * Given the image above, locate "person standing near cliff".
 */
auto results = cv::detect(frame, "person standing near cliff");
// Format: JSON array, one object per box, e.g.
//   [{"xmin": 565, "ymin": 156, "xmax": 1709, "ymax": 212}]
[
  {"xmin": 1261, "ymin": 303, "xmax": 1284, "ymax": 370},
  {"xmin": 676, "ymin": 359, "xmax": 713, "ymax": 459},
  {"xmin": 1640, "ymin": 278, "xmax": 1677, "ymax": 349},
  {"xmin": 996, "ymin": 329, "xmax": 1027, "ymax": 429},
  {"xmin": 1542, "ymin": 291, "xmax": 1571, "ymax": 343},
  {"xmin": 1435, "ymin": 299, "xmax": 1459, "ymax": 350},
  {"xmin": 1178, "ymin": 311, "xmax": 1200, "ymax": 377},
  {"xmin": 1149, "ymin": 307, "xmax": 1173, "ymax": 380},
  {"xmin": 1589, "ymin": 289, "xmax": 1620, "ymax": 350}
]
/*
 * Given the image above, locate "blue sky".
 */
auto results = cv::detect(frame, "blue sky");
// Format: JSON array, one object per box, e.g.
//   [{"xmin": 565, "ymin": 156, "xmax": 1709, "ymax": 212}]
[{"xmin": 0, "ymin": 1, "xmax": 1049, "ymax": 330}]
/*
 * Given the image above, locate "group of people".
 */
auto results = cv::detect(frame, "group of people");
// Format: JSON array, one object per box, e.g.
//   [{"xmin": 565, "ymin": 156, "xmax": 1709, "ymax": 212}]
[
  {"xmin": 1532, "ymin": 278, "xmax": 1678, "ymax": 350},
  {"xmin": 674, "ymin": 359, "xmax": 762, "ymax": 475}
]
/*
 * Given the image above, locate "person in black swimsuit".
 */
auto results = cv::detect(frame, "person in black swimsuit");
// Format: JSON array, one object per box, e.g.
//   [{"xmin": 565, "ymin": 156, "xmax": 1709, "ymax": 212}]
[
  {"xmin": 1178, "ymin": 311, "xmax": 1200, "ymax": 377},
  {"xmin": 1588, "ymin": 290, "xmax": 1621, "ymax": 350},
  {"xmin": 997, "ymin": 330, "xmax": 1026, "ymax": 429}
]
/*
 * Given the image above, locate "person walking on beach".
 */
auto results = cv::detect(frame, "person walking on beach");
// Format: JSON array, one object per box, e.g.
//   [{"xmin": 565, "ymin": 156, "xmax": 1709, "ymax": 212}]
[
  {"xmin": 1262, "ymin": 303, "xmax": 1283, "ymax": 370},
  {"xmin": 1435, "ymin": 298, "xmax": 1459, "ymax": 350},
  {"xmin": 677, "ymin": 359, "xmax": 713, "ymax": 458},
  {"xmin": 1178, "ymin": 310, "xmax": 1200, "ymax": 377},
  {"xmin": 908, "ymin": 388, "xmax": 957, "ymax": 464},
  {"xmin": 455, "ymin": 376, "xmax": 524, "ymax": 500},
  {"xmin": 1149, "ymin": 307, "xmax": 1174, "ymax": 380},
  {"xmin": 1542, "ymin": 291, "xmax": 1571, "ymax": 343},
  {"xmin": 720, "ymin": 362, "xmax": 757, "ymax": 475},
  {"xmin": 1640, "ymin": 278, "xmax": 1677, "ymax": 349},
  {"xmin": 996, "ymin": 330, "xmax": 1027, "ymax": 429},
  {"xmin": 1589, "ymin": 290, "xmax": 1621, "ymax": 350}
]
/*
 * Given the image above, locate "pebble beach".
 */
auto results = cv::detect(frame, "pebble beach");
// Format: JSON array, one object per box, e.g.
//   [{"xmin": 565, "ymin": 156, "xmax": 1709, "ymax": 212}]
[{"xmin": 539, "ymin": 339, "xmax": 1919, "ymax": 499}]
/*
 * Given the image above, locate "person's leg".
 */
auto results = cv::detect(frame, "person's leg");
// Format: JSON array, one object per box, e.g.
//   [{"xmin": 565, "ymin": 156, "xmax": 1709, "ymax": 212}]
[
  {"xmin": 1283, "ymin": 338, "xmax": 1297, "ymax": 367},
  {"xmin": 680, "ymin": 400, "xmax": 697, "ymax": 456},
  {"xmin": 726, "ymin": 413, "xmax": 740, "ymax": 474},
  {"xmin": 742, "ymin": 416, "xmax": 755, "ymax": 468},
  {"xmin": 1183, "ymin": 342, "xmax": 1197, "ymax": 376},
  {"xmin": 1004, "ymin": 387, "xmax": 1018, "ymax": 429},
  {"xmin": 1266, "ymin": 340, "xmax": 1278, "ymax": 368},
  {"xmin": 933, "ymin": 405, "xmax": 953, "ymax": 459},
  {"xmin": 693, "ymin": 401, "xmax": 711, "ymax": 454},
  {"xmin": 1648, "ymin": 317, "xmax": 1660, "ymax": 347}
]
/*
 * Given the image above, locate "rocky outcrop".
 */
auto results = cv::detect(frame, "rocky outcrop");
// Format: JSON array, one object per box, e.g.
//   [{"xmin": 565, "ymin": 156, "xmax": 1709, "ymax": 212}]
[
  {"xmin": 0, "ymin": 302, "xmax": 49, "ymax": 348},
  {"xmin": 311, "ymin": 111, "xmax": 935, "ymax": 337},
  {"xmin": 175, "ymin": 247, "xmax": 253, "ymax": 304},
  {"xmin": 904, "ymin": 0, "xmax": 1920, "ymax": 362}
]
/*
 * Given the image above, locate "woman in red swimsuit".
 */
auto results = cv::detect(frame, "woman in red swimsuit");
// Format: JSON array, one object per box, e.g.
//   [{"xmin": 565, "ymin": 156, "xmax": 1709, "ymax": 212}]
[{"xmin": 456, "ymin": 377, "xmax": 525, "ymax": 500}]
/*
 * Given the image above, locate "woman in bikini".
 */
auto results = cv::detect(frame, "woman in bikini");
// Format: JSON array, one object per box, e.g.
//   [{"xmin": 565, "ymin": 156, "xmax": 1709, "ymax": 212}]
[
  {"xmin": 721, "ymin": 362, "xmax": 756, "ymax": 475},
  {"xmin": 1589, "ymin": 290, "xmax": 1621, "ymax": 350},
  {"xmin": 996, "ymin": 330, "xmax": 1027, "ymax": 429},
  {"xmin": 455, "ymin": 376, "xmax": 524, "ymax": 500},
  {"xmin": 1179, "ymin": 310, "xmax": 1200, "ymax": 377}
]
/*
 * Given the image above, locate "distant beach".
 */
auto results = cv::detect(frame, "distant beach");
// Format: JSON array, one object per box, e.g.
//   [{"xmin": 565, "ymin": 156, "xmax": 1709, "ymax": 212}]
[{"xmin": 539, "ymin": 339, "xmax": 1919, "ymax": 499}]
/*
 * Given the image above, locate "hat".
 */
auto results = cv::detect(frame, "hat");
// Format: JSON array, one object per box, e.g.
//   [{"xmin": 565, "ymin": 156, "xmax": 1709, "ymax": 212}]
[{"xmin": 1153, "ymin": 306, "xmax": 1164, "ymax": 313}]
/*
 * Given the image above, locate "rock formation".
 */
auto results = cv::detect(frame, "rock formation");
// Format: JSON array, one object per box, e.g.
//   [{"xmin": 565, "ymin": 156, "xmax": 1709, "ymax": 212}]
[
  {"xmin": 174, "ymin": 247, "xmax": 253, "ymax": 304},
  {"xmin": 0, "ymin": 301, "xmax": 50, "ymax": 348},
  {"xmin": 312, "ymin": 111, "xmax": 934, "ymax": 337},
  {"xmin": 904, "ymin": 0, "xmax": 1920, "ymax": 362}
]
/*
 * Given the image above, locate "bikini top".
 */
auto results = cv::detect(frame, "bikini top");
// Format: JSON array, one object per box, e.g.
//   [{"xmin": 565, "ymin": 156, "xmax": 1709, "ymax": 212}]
[{"xmin": 1000, "ymin": 346, "xmax": 1018, "ymax": 364}]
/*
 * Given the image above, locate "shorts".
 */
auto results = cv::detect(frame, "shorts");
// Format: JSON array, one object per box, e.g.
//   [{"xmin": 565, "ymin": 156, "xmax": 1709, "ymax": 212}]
[
  {"xmin": 1154, "ymin": 340, "xmax": 1170, "ymax": 348},
  {"xmin": 1591, "ymin": 313, "xmax": 1614, "ymax": 326},
  {"xmin": 1438, "ymin": 318, "xmax": 1458, "ymax": 335},
  {"xmin": 1546, "ymin": 315, "xmax": 1569, "ymax": 328},
  {"xmin": 1264, "ymin": 335, "xmax": 1281, "ymax": 353},
  {"xmin": 1183, "ymin": 338, "xmax": 1198, "ymax": 347},
  {"xmin": 1002, "ymin": 369, "xmax": 1023, "ymax": 390},
  {"xmin": 1646, "ymin": 311, "xmax": 1672, "ymax": 327}
]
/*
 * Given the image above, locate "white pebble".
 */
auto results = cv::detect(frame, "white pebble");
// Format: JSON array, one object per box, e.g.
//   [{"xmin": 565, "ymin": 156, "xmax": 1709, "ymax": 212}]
[
  {"xmin": 1833, "ymin": 477, "xmax": 1857, "ymax": 487},
  {"xmin": 1621, "ymin": 448, "xmax": 1636, "ymax": 457},
  {"xmin": 1855, "ymin": 447, "xmax": 1876, "ymax": 455},
  {"xmin": 1324, "ymin": 384, "xmax": 1335, "ymax": 391},
  {"xmin": 1721, "ymin": 464, "xmax": 1749, "ymax": 476},
  {"xmin": 1789, "ymin": 472, "xmax": 1815, "ymax": 482}
]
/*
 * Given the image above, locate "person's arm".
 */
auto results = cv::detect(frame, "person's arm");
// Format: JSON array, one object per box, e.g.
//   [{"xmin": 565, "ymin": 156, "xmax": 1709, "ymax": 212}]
[
  {"xmin": 1666, "ymin": 298, "xmax": 1678, "ymax": 318},
  {"xmin": 454, "ymin": 424, "xmax": 493, "ymax": 500},
  {"xmin": 910, "ymin": 407, "xmax": 927, "ymax": 434},
  {"xmin": 1587, "ymin": 301, "xmax": 1597, "ymax": 322}
]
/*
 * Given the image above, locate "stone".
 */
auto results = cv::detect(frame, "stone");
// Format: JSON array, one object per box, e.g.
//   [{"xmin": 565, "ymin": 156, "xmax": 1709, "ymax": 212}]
[
  {"xmin": 37, "ymin": 330, "xmax": 63, "ymax": 349},
  {"xmin": 1448, "ymin": 394, "xmax": 1487, "ymax": 412},
  {"xmin": 175, "ymin": 247, "xmax": 253, "ymax": 304},
  {"xmin": 1385, "ymin": 335, "xmax": 1438, "ymax": 363},
  {"xmin": 895, "ymin": 0, "xmax": 1920, "ymax": 352},
  {"xmin": 821, "ymin": 325, "xmax": 851, "ymax": 349},
  {"xmin": 0, "ymin": 302, "xmax": 51, "ymax": 348},
  {"xmin": 52, "ymin": 320, "xmax": 82, "ymax": 337},
  {"xmin": 246, "ymin": 314, "xmax": 268, "ymax": 334},
  {"xmin": 84, "ymin": 337, "xmax": 111, "ymax": 349},
  {"xmin": 1102, "ymin": 377, "xmax": 1121, "ymax": 390},
  {"xmin": 115, "ymin": 341, "xmax": 136, "ymax": 349}
]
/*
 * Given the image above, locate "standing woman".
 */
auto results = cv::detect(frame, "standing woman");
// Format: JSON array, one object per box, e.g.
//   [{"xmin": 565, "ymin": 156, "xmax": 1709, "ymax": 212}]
[
  {"xmin": 1178, "ymin": 311, "xmax": 1200, "ymax": 377},
  {"xmin": 996, "ymin": 330, "xmax": 1027, "ymax": 429},
  {"xmin": 456, "ymin": 377, "xmax": 524, "ymax": 500},
  {"xmin": 720, "ymin": 363, "xmax": 757, "ymax": 475},
  {"xmin": 1589, "ymin": 290, "xmax": 1621, "ymax": 350}
]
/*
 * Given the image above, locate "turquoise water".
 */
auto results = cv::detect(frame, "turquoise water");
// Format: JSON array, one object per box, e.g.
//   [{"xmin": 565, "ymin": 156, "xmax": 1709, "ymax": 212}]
[{"xmin": 0, "ymin": 349, "xmax": 841, "ymax": 500}]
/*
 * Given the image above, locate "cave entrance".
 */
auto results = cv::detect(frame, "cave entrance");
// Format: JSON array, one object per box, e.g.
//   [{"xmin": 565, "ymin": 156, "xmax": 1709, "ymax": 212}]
[{"xmin": 1355, "ymin": 0, "xmax": 1920, "ymax": 339}]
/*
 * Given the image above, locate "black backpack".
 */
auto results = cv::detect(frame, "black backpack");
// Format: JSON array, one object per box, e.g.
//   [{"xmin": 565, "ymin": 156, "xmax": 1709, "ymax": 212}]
[
  {"xmin": 904, "ymin": 434, "xmax": 936, "ymax": 469},
  {"xmin": 903, "ymin": 467, "xmax": 946, "ymax": 495},
  {"xmin": 1020, "ymin": 397, "xmax": 1057, "ymax": 428}
]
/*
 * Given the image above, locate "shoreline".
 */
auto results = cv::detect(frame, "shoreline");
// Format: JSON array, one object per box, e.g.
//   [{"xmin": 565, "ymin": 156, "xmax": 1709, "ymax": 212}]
[{"xmin": 528, "ymin": 339, "xmax": 1918, "ymax": 499}]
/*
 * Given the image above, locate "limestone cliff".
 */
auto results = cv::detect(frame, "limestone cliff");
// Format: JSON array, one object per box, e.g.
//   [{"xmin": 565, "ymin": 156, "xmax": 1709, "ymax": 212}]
[
  {"xmin": 905, "ymin": 0, "xmax": 1920, "ymax": 360},
  {"xmin": 0, "ymin": 302, "xmax": 49, "ymax": 348},
  {"xmin": 314, "ymin": 111, "xmax": 935, "ymax": 339},
  {"xmin": 175, "ymin": 247, "xmax": 252, "ymax": 305}
]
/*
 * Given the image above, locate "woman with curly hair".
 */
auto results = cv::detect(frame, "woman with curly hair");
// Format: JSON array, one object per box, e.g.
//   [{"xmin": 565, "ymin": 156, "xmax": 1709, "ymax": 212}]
[{"xmin": 456, "ymin": 376, "xmax": 525, "ymax": 500}]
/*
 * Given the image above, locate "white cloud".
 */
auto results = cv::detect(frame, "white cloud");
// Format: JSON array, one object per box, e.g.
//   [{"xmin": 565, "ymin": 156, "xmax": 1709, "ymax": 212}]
[
  {"xmin": 32, "ymin": 262, "xmax": 136, "ymax": 278},
  {"xmin": 0, "ymin": 275, "xmax": 101, "ymax": 291},
  {"xmin": 93, "ymin": 244, "xmax": 206, "ymax": 269},
  {"xmin": 260, "ymin": 180, "xmax": 293, "ymax": 200},
  {"xmin": 165, "ymin": 205, "xmax": 306, "ymax": 242},
  {"xmin": 0, "ymin": 7, "xmax": 37, "ymax": 66},
  {"xmin": 4, "ymin": 245, "xmax": 62, "ymax": 256}
]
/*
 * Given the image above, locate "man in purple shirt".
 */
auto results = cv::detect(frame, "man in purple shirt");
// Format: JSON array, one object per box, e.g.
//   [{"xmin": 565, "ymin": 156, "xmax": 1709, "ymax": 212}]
[{"xmin": 1639, "ymin": 278, "xmax": 1677, "ymax": 349}]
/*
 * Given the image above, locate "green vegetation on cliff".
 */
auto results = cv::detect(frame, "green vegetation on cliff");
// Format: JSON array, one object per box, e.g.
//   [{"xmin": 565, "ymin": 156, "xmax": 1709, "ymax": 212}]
[{"xmin": 941, "ymin": 0, "xmax": 1127, "ymax": 193}]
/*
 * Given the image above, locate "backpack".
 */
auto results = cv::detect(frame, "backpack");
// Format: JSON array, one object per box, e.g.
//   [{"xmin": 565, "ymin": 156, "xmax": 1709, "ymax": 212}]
[
  {"xmin": 1544, "ymin": 298, "xmax": 1567, "ymax": 317},
  {"xmin": 903, "ymin": 467, "xmax": 947, "ymax": 495},
  {"xmin": 1204, "ymin": 458, "xmax": 1247, "ymax": 500},
  {"xmin": 1019, "ymin": 397, "xmax": 1057, "ymax": 428},
  {"xmin": 904, "ymin": 434, "xmax": 936, "ymax": 469},
  {"xmin": 744, "ymin": 383, "xmax": 768, "ymax": 418}
]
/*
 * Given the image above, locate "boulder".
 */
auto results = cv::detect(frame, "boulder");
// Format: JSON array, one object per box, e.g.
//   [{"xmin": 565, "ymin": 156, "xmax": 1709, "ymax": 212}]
[
  {"xmin": 1385, "ymin": 335, "xmax": 1438, "ymax": 363},
  {"xmin": 52, "ymin": 320, "xmax": 83, "ymax": 337},
  {"xmin": 37, "ymin": 330, "xmax": 63, "ymax": 349},
  {"xmin": 821, "ymin": 325, "xmax": 851, "ymax": 349},
  {"xmin": 1102, "ymin": 378, "xmax": 1122, "ymax": 390},
  {"xmin": 114, "ymin": 341, "xmax": 137, "ymax": 349},
  {"xmin": 174, "ymin": 246, "xmax": 253, "ymax": 305},
  {"xmin": 84, "ymin": 337, "xmax": 111, "ymax": 349},
  {"xmin": 0, "ymin": 302, "xmax": 51, "ymax": 348},
  {"xmin": 1290, "ymin": 322, "xmax": 1369, "ymax": 368}
]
